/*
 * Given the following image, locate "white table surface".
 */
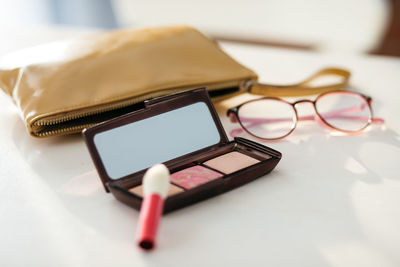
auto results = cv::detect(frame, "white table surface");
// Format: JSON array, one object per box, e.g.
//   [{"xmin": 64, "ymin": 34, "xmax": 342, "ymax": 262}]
[{"xmin": 1, "ymin": 32, "xmax": 400, "ymax": 267}]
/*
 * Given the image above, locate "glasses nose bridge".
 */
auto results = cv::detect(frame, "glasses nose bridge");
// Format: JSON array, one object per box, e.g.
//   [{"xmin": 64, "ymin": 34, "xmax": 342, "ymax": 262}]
[
  {"xmin": 292, "ymin": 99, "xmax": 318, "ymax": 120},
  {"xmin": 293, "ymin": 99, "xmax": 315, "ymax": 110},
  {"xmin": 293, "ymin": 99, "xmax": 314, "ymax": 105}
]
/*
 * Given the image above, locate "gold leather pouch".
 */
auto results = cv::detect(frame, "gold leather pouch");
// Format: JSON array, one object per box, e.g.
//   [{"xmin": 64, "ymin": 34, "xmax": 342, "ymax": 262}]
[{"xmin": 0, "ymin": 25, "xmax": 350, "ymax": 137}]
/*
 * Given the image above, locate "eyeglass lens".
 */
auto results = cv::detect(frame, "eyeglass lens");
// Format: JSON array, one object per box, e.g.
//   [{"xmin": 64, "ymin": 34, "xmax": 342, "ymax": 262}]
[
  {"xmin": 315, "ymin": 92, "xmax": 371, "ymax": 132},
  {"xmin": 237, "ymin": 99, "xmax": 296, "ymax": 139}
]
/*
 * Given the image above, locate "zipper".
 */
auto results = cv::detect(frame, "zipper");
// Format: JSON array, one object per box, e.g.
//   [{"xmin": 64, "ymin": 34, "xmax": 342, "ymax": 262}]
[{"xmin": 31, "ymin": 79, "xmax": 253, "ymax": 137}]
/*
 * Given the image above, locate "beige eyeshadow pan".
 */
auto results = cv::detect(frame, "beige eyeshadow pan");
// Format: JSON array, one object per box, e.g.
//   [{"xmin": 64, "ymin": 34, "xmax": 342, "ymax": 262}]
[
  {"xmin": 129, "ymin": 183, "xmax": 184, "ymax": 198},
  {"xmin": 203, "ymin": 151, "xmax": 263, "ymax": 174}
]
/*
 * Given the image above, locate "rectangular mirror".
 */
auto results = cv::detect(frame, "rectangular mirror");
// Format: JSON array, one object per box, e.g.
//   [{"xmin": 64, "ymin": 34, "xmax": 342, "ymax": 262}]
[{"xmin": 93, "ymin": 101, "xmax": 221, "ymax": 180}]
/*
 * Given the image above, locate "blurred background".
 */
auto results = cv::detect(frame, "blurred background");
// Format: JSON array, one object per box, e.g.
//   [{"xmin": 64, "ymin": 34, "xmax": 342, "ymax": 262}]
[{"xmin": 0, "ymin": 0, "xmax": 399, "ymax": 57}]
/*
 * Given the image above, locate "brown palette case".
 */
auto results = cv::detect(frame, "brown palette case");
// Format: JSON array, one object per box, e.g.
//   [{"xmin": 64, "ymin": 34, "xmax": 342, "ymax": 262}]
[{"xmin": 83, "ymin": 88, "xmax": 281, "ymax": 213}]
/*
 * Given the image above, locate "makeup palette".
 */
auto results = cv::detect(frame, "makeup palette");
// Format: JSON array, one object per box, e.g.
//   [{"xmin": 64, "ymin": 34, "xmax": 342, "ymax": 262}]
[{"xmin": 83, "ymin": 88, "xmax": 281, "ymax": 213}]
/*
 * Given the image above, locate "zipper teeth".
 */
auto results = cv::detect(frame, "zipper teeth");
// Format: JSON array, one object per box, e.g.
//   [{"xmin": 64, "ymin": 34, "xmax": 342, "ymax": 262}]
[
  {"xmin": 34, "ymin": 123, "xmax": 98, "ymax": 137},
  {"xmin": 34, "ymin": 98, "xmax": 139, "ymax": 126},
  {"xmin": 33, "ymin": 92, "xmax": 158, "ymax": 126}
]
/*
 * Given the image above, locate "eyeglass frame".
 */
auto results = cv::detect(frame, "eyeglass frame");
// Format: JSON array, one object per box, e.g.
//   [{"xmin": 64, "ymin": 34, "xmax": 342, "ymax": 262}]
[{"xmin": 227, "ymin": 90, "xmax": 384, "ymax": 141}]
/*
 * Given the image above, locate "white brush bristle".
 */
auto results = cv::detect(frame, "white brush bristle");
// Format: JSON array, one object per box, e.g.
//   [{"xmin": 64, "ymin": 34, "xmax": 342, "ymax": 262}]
[{"xmin": 142, "ymin": 164, "xmax": 170, "ymax": 198}]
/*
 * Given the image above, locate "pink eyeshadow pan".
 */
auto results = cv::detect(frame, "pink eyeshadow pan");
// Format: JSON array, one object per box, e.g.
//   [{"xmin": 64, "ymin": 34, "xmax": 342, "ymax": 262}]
[
  {"xmin": 170, "ymin": 165, "xmax": 223, "ymax": 189},
  {"xmin": 203, "ymin": 151, "xmax": 262, "ymax": 174}
]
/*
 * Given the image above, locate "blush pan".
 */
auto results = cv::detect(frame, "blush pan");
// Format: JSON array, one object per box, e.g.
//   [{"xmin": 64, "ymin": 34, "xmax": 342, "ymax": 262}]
[
  {"xmin": 203, "ymin": 151, "xmax": 263, "ymax": 174},
  {"xmin": 171, "ymin": 165, "xmax": 223, "ymax": 189}
]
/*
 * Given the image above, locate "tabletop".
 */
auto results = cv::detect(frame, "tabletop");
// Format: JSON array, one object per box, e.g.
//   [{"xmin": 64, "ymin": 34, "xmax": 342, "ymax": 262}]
[{"xmin": 1, "ymin": 30, "xmax": 400, "ymax": 267}]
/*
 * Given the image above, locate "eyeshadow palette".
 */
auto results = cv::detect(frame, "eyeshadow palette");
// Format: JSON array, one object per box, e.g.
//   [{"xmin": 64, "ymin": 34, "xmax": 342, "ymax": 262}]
[{"xmin": 83, "ymin": 88, "xmax": 281, "ymax": 213}]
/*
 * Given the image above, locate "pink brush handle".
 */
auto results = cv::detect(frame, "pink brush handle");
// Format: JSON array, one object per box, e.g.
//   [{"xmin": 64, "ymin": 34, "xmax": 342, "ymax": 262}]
[{"xmin": 137, "ymin": 193, "xmax": 164, "ymax": 250}]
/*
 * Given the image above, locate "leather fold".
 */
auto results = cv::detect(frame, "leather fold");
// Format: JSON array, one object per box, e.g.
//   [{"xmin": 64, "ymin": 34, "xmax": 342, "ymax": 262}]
[{"xmin": 0, "ymin": 25, "xmax": 257, "ymax": 137}]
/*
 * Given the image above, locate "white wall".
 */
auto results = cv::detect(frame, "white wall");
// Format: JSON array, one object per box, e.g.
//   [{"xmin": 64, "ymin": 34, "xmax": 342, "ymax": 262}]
[{"xmin": 113, "ymin": 0, "xmax": 390, "ymax": 53}]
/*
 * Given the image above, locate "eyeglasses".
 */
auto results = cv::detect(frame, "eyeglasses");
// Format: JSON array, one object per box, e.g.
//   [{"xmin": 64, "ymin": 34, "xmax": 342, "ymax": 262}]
[{"xmin": 227, "ymin": 91, "xmax": 384, "ymax": 141}]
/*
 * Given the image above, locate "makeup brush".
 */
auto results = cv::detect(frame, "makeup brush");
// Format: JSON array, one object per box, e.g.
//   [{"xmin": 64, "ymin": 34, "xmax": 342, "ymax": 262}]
[{"xmin": 137, "ymin": 164, "xmax": 170, "ymax": 250}]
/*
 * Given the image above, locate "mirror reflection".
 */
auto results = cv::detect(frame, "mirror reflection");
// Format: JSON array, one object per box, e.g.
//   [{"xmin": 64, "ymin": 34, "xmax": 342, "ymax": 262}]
[{"xmin": 94, "ymin": 101, "xmax": 221, "ymax": 179}]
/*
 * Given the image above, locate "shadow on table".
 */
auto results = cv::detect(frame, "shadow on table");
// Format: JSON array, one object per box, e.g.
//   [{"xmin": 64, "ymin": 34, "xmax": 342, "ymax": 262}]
[
  {"xmin": 11, "ymin": 112, "xmax": 400, "ymax": 265},
  {"xmin": 198, "ymin": 121, "xmax": 399, "ymax": 266},
  {"xmin": 11, "ymin": 115, "xmax": 136, "ymax": 245}
]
